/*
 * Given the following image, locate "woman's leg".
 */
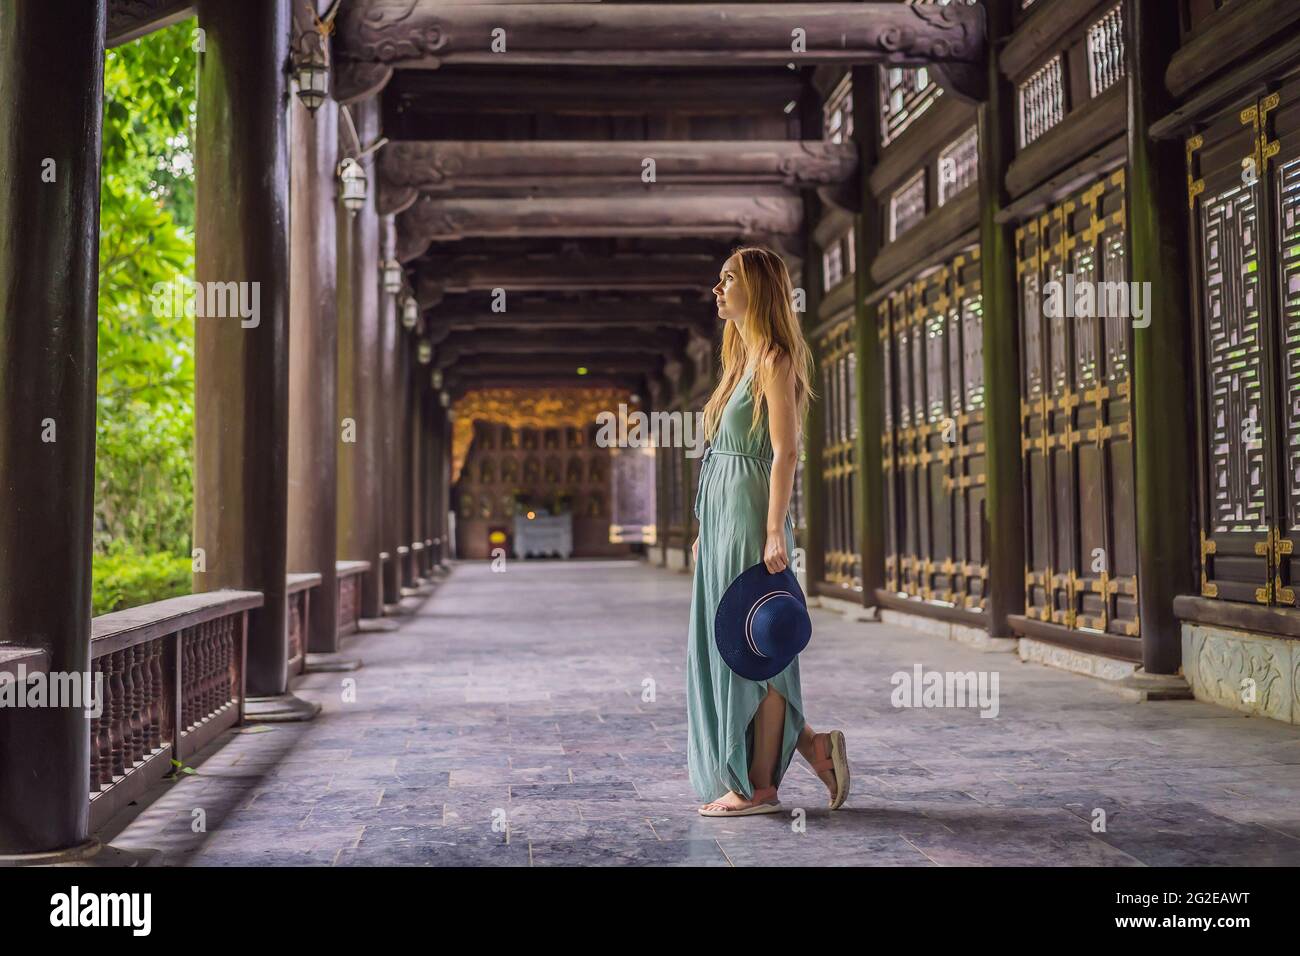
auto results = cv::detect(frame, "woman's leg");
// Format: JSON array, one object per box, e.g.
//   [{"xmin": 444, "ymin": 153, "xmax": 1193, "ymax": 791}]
[
  {"xmin": 795, "ymin": 722, "xmax": 837, "ymax": 797},
  {"xmin": 748, "ymin": 686, "xmax": 786, "ymax": 789}
]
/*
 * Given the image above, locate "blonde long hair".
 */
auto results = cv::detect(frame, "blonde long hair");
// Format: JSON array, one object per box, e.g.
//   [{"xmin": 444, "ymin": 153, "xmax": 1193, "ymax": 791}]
[{"xmin": 701, "ymin": 245, "xmax": 817, "ymax": 444}]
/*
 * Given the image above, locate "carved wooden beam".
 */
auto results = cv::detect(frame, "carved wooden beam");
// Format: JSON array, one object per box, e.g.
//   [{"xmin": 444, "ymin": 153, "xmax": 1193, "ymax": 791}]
[
  {"xmin": 422, "ymin": 295, "xmax": 716, "ymax": 329},
  {"xmin": 395, "ymin": 191, "xmax": 803, "ymax": 260},
  {"xmin": 379, "ymin": 140, "xmax": 857, "ymax": 201},
  {"xmin": 337, "ymin": 2, "xmax": 987, "ymax": 100},
  {"xmin": 333, "ymin": 61, "xmax": 395, "ymax": 105},
  {"xmin": 434, "ymin": 329, "xmax": 686, "ymax": 368},
  {"xmin": 443, "ymin": 352, "xmax": 665, "ymax": 379},
  {"xmin": 445, "ymin": 373, "xmax": 643, "ymax": 397},
  {"xmin": 386, "ymin": 66, "xmax": 802, "ymax": 116},
  {"xmin": 416, "ymin": 253, "xmax": 720, "ymax": 295},
  {"xmin": 107, "ymin": 0, "xmax": 194, "ymax": 47}
]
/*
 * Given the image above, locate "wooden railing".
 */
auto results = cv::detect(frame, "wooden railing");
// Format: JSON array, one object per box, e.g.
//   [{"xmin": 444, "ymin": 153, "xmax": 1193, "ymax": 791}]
[
  {"xmin": 285, "ymin": 572, "xmax": 321, "ymax": 676},
  {"xmin": 88, "ymin": 590, "xmax": 261, "ymax": 830},
  {"xmin": 335, "ymin": 560, "xmax": 370, "ymax": 637}
]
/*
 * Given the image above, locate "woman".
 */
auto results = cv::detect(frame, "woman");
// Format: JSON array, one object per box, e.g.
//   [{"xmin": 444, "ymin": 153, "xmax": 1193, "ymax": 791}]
[{"xmin": 686, "ymin": 245, "xmax": 850, "ymax": 817}]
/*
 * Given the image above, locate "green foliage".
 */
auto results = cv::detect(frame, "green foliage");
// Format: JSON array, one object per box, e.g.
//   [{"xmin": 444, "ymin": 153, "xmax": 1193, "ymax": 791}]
[
  {"xmin": 95, "ymin": 20, "xmax": 197, "ymax": 609},
  {"xmin": 92, "ymin": 545, "xmax": 192, "ymax": 617}
]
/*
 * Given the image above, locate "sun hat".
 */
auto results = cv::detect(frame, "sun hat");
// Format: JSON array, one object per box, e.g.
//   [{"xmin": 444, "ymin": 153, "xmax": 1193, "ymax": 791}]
[{"xmin": 714, "ymin": 561, "xmax": 812, "ymax": 681}]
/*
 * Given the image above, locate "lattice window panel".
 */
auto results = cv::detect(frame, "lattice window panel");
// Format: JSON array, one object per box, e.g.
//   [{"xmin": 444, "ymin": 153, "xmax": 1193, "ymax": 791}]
[
  {"xmin": 824, "ymin": 74, "xmax": 854, "ymax": 145},
  {"xmin": 890, "ymin": 170, "xmax": 927, "ymax": 241},
  {"xmin": 823, "ymin": 243, "xmax": 844, "ymax": 290},
  {"xmin": 1202, "ymin": 183, "xmax": 1267, "ymax": 534},
  {"xmin": 1016, "ymin": 169, "xmax": 1138, "ymax": 636},
  {"xmin": 939, "ymin": 125, "xmax": 979, "ymax": 205},
  {"xmin": 1280, "ymin": 157, "xmax": 1300, "ymax": 535},
  {"xmin": 1189, "ymin": 88, "xmax": 1299, "ymax": 607},
  {"xmin": 819, "ymin": 319, "xmax": 861, "ymax": 591},
  {"xmin": 1018, "ymin": 55, "xmax": 1065, "ymax": 148},
  {"xmin": 1087, "ymin": 4, "xmax": 1126, "ymax": 98},
  {"xmin": 880, "ymin": 249, "xmax": 987, "ymax": 609},
  {"xmin": 880, "ymin": 66, "xmax": 941, "ymax": 147}
]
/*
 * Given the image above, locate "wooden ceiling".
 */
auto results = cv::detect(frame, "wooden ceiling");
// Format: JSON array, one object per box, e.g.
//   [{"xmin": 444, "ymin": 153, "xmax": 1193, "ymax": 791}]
[{"xmin": 106, "ymin": 0, "xmax": 985, "ymax": 401}]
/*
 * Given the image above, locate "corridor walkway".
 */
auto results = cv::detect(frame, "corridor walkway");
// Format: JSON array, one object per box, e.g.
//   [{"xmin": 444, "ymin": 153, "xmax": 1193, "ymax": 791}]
[{"xmin": 105, "ymin": 559, "xmax": 1300, "ymax": 866}]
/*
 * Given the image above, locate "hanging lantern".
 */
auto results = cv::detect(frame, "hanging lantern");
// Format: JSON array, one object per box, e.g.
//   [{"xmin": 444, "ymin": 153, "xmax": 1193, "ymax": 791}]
[
  {"xmin": 417, "ymin": 340, "xmax": 433, "ymax": 365},
  {"xmin": 430, "ymin": 368, "xmax": 443, "ymax": 390},
  {"xmin": 338, "ymin": 157, "xmax": 367, "ymax": 215},
  {"xmin": 290, "ymin": 28, "xmax": 330, "ymax": 114},
  {"xmin": 439, "ymin": 391, "xmax": 451, "ymax": 408},
  {"xmin": 381, "ymin": 258, "xmax": 403, "ymax": 295},
  {"xmin": 401, "ymin": 294, "xmax": 419, "ymax": 330}
]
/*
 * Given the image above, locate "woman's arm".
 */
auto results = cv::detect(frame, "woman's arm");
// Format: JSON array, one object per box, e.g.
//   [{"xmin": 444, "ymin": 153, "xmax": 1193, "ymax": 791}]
[{"xmin": 762, "ymin": 352, "xmax": 799, "ymax": 573}]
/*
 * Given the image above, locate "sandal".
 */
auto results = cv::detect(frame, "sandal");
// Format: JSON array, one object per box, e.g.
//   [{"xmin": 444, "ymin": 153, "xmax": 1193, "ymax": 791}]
[
  {"xmin": 809, "ymin": 731, "xmax": 850, "ymax": 810},
  {"xmin": 698, "ymin": 785, "xmax": 782, "ymax": 817}
]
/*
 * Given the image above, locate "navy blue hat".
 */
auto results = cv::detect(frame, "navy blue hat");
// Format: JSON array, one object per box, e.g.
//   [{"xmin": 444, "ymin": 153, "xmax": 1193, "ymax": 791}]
[{"xmin": 714, "ymin": 562, "xmax": 812, "ymax": 681}]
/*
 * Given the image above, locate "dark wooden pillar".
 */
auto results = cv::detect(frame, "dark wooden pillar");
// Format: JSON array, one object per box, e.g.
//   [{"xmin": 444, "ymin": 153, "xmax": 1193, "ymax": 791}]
[
  {"xmin": 800, "ymin": 88, "xmax": 827, "ymax": 591},
  {"xmin": 410, "ymin": 357, "xmax": 427, "ymax": 579},
  {"xmin": 0, "ymin": 0, "xmax": 104, "ymax": 856},
  {"xmin": 851, "ymin": 65, "xmax": 885, "ymax": 604},
  {"xmin": 379, "ymin": 215, "xmax": 402, "ymax": 605},
  {"xmin": 1126, "ymin": 0, "xmax": 1195, "ymax": 674},
  {"xmin": 336, "ymin": 97, "xmax": 385, "ymax": 619},
  {"xmin": 976, "ymin": 0, "xmax": 1025, "ymax": 637},
  {"xmin": 438, "ymin": 401, "xmax": 452, "ymax": 564},
  {"xmin": 397, "ymin": 329, "xmax": 415, "ymax": 588},
  {"xmin": 288, "ymin": 52, "xmax": 340, "ymax": 654},
  {"xmin": 194, "ymin": 0, "xmax": 317, "ymax": 720}
]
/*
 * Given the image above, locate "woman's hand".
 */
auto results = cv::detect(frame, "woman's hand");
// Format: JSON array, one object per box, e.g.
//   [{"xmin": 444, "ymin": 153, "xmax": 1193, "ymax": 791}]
[
  {"xmin": 692, "ymin": 536, "xmax": 699, "ymax": 563},
  {"xmin": 763, "ymin": 529, "xmax": 788, "ymax": 573}
]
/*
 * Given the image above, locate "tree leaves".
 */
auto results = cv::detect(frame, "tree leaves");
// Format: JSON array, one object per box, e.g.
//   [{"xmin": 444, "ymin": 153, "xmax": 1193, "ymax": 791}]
[{"xmin": 95, "ymin": 19, "xmax": 198, "ymax": 602}]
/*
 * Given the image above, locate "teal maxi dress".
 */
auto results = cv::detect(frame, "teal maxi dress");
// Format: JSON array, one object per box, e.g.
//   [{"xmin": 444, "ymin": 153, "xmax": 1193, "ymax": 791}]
[{"xmin": 686, "ymin": 365, "xmax": 806, "ymax": 803}]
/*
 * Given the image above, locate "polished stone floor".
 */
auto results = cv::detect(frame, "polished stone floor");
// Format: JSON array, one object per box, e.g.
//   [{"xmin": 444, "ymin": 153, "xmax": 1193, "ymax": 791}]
[{"xmin": 104, "ymin": 558, "xmax": 1300, "ymax": 866}]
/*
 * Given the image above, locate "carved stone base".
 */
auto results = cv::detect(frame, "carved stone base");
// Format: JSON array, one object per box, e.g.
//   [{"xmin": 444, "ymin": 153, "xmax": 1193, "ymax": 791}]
[
  {"xmin": 304, "ymin": 652, "xmax": 363, "ymax": 673},
  {"xmin": 1017, "ymin": 637, "xmax": 1192, "ymax": 702},
  {"xmin": 815, "ymin": 593, "xmax": 878, "ymax": 623},
  {"xmin": 243, "ymin": 692, "xmax": 322, "ymax": 723},
  {"xmin": 879, "ymin": 608, "xmax": 1017, "ymax": 653},
  {"xmin": 1181, "ymin": 623, "xmax": 1299, "ymax": 724}
]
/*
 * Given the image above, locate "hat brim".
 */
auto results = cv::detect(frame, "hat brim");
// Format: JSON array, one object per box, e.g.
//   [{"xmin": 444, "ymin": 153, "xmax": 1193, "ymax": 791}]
[{"xmin": 714, "ymin": 562, "xmax": 811, "ymax": 681}]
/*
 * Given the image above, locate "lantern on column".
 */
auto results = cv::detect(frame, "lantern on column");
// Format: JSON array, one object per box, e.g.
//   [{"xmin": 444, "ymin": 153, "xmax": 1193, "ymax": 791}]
[
  {"xmin": 430, "ymin": 368, "xmax": 443, "ymax": 390},
  {"xmin": 401, "ymin": 293, "xmax": 419, "ymax": 330},
  {"xmin": 290, "ymin": 25, "xmax": 330, "ymax": 114},
  {"xmin": 417, "ymin": 340, "xmax": 434, "ymax": 365},
  {"xmin": 338, "ymin": 157, "xmax": 367, "ymax": 215},
  {"xmin": 439, "ymin": 391, "xmax": 451, "ymax": 408},
  {"xmin": 381, "ymin": 258, "xmax": 403, "ymax": 295}
]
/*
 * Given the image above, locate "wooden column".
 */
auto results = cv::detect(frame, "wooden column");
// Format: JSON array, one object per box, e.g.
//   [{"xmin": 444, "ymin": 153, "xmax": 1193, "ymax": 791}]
[
  {"xmin": 336, "ymin": 97, "xmax": 385, "ymax": 619},
  {"xmin": 431, "ymin": 389, "xmax": 444, "ymax": 566},
  {"xmin": 397, "ymin": 329, "xmax": 415, "ymax": 588},
  {"xmin": 288, "ymin": 44, "xmax": 340, "ymax": 655},
  {"xmin": 436, "ymin": 401, "xmax": 452, "ymax": 564},
  {"xmin": 1126, "ymin": 0, "xmax": 1195, "ymax": 674},
  {"xmin": 408, "ymin": 356, "xmax": 423, "ymax": 580},
  {"xmin": 800, "ymin": 90, "xmax": 827, "ymax": 591},
  {"xmin": 975, "ymin": 0, "xmax": 1025, "ymax": 637},
  {"xmin": 380, "ymin": 216, "xmax": 402, "ymax": 605},
  {"xmin": 0, "ymin": 0, "xmax": 104, "ymax": 856},
  {"xmin": 194, "ymin": 0, "xmax": 316, "ymax": 718},
  {"xmin": 851, "ymin": 65, "xmax": 885, "ymax": 604}
]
